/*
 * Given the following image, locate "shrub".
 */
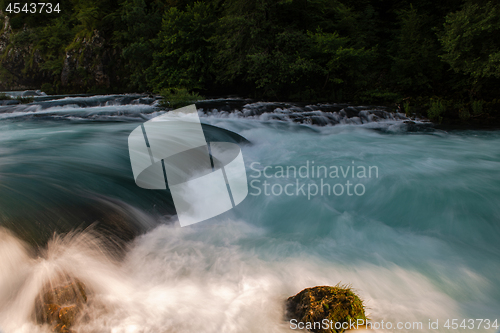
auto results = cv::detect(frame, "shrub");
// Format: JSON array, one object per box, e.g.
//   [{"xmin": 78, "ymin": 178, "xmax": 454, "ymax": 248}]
[
  {"xmin": 427, "ymin": 99, "xmax": 445, "ymax": 123},
  {"xmin": 403, "ymin": 100, "xmax": 411, "ymax": 116},
  {"xmin": 41, "ymin": 83, "xmax": 55, "ymax": 95},
  {"xmin": 471, "ymin": 100, "xmax": 484, "ymax": 115},
  {"xmin": 159, "ymin": 88, "xmax": 203, "ymax": 109},
  {"xmin": 459, "ymin": 107, "xmax": 471, "ymax": 120},
  {"xmin": 16, "ymin": 96, "xmax": 34, "ymax": 104}
]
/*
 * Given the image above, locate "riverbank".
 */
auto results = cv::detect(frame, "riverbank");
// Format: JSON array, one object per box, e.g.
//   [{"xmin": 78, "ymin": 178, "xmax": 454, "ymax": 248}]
[{"xmin": 4, "ymin": 89, "xmax": 500, "ymax": 130}]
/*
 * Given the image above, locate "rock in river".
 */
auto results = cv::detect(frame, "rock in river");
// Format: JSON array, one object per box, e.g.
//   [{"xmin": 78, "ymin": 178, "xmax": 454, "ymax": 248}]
[
  {"xmin": 34, "ymin": 279, "xmax": 88, "ymax": 333},
  {"xmin": 286, "ymin": 285, "xmax": 366, "ymax": 333}
]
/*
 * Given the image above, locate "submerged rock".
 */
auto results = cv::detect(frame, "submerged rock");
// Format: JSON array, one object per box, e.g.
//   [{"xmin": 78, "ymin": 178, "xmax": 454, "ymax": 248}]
[
  {"xmin": 286, "ymin": 285, "xmax": 366, "ymax": 333},
  {"xmin": 34, "ymin": 279, "xmax": 88, "ymax": 333}
]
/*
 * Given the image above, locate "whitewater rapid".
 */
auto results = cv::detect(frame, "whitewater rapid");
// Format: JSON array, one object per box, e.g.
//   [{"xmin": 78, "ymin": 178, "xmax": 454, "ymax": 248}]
[{"xmin": 0, "ymin": 95, "xmax": 499, "ymax": 333}]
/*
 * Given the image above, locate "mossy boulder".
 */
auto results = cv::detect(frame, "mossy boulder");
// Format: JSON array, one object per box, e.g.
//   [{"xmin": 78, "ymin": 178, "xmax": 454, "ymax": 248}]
[
  {"xmin": 34, "ymin": 279, "xmax": 88, "ymax": 333},
  {"xmin": 286, "ymin": 285, "xmax": 366, "ymax": 333}
]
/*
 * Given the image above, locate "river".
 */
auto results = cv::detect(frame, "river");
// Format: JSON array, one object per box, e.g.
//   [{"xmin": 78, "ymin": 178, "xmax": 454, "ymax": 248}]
[{"xmin": 0, "ymin": 94, "xmax": 499, "ymax": 333}]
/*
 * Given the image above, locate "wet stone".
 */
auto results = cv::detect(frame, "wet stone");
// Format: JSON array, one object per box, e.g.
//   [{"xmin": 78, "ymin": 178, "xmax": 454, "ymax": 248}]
[{"xmin": 35, "ymin": 279, "xmax": 88, "ymax": 333}]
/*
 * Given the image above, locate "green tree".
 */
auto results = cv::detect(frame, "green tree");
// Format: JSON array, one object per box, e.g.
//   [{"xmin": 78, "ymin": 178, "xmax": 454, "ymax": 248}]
[
  {"xmin": 439, "ymin": 1, "xmax": 500, "ymax": 79},
  {"xmin": 390, "ymin": 5, "xmax": 443, "ymax": 95},
  {"xmin": 309, "ymin": 29, "xmax": 375, "ymax": 98},
  {"xmin": 37, "ymin": 18, "xmax": 75, "ymax": 76},
  {"xmin": 211, "ymin": 0, "xmax": 376, "ymax": 99},
  {"xmin": 114, "ymin": 0, "xmax": 165, "ymax": 91},
  {"xmin": 147, "ymin": 2, "xmax": 216, "ymax": 92}
]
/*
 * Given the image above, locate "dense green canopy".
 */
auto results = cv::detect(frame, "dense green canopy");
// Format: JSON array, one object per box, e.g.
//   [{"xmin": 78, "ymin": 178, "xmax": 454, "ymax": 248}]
[{"xmin": 1, "ymin": 0, "xmax": 500, "ymax": 122}]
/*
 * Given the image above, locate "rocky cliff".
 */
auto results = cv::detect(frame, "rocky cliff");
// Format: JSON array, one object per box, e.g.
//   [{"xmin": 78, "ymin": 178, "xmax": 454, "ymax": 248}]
[{"xmin": 0, "ymin": 10, "xmax": 120, "ymax": 93}]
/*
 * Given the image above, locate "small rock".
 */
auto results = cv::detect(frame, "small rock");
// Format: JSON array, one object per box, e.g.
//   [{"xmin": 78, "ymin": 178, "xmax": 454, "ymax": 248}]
[
  {"xmin": 35, "ymin": 279, "xmax": 88, "ymax": 333},
  {"xmin": 286, "ymin": 285, "xmax": 366, "ymax": 333}
]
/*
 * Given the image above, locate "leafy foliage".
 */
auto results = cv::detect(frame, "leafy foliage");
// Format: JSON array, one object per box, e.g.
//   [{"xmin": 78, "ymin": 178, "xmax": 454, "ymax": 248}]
[
  {"xmin": 159, "ymin": 87, "xmax": 203, "ymax": 108},
  {"xmin": 114, "ymin": 0, "xmax": 165, "ymax": 91},
  {"xmin": 440, "ymin": 1, "xmax": 500, "ymax": 79},
  {"xmin": 1, "ymin": 0, "xmax": 500, "ymax": 123},
  {"xmin": 390, "ymin": 5, "xmax": 443, "ymax": 94},
  {"xmin": 427, "ymin": 98, "xmax": 446, "ymax": 123},
  {"xmin": 148, "ymin": 2, "xmax": 216, "ymax": 92}
]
